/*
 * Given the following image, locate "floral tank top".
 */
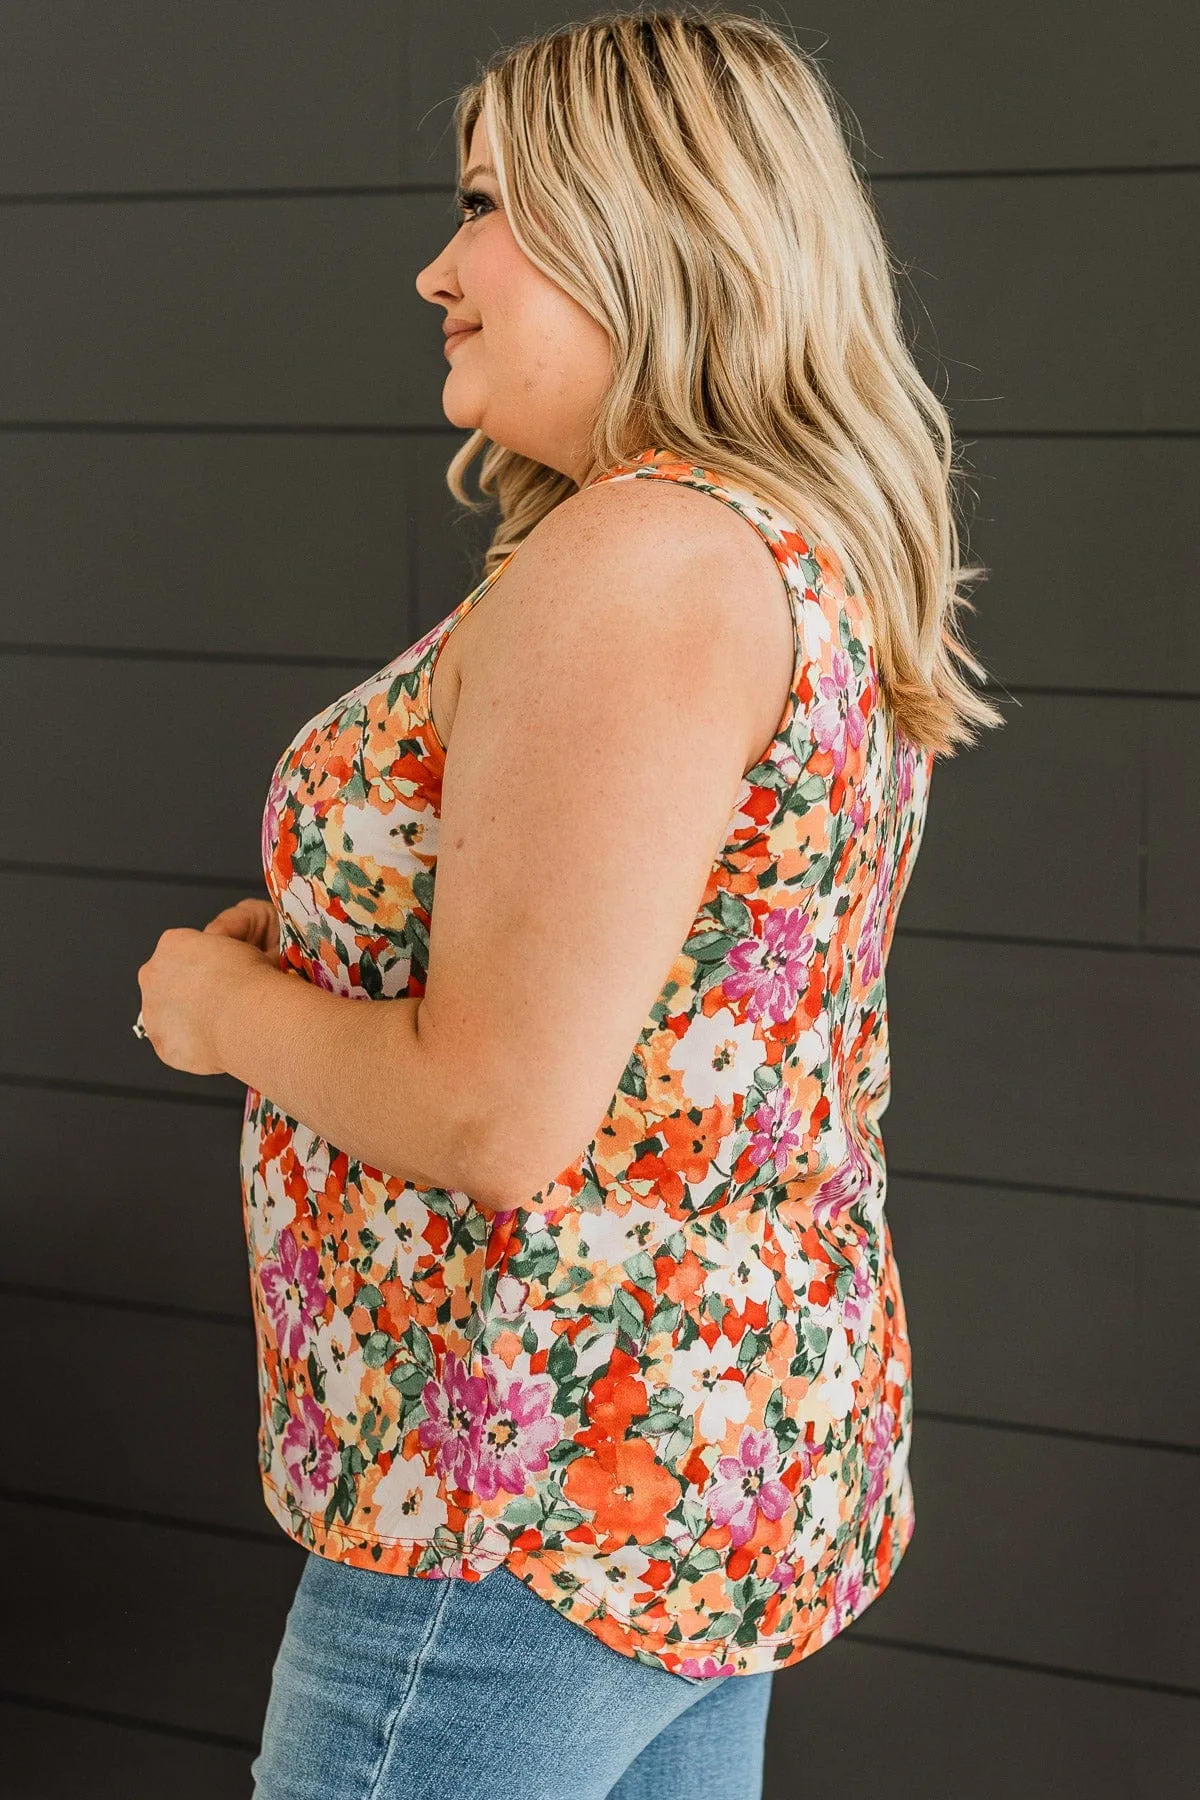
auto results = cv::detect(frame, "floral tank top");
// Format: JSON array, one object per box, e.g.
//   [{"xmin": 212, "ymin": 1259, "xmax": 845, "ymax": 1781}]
[{"xmin": 239, "ymin": 445, "xmax": 934, "ymax": 1679}]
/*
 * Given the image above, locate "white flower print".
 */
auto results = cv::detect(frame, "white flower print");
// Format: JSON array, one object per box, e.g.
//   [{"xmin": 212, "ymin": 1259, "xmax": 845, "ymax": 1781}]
[
  {"xmin": 372, "ymin": 1453, "xmax": 448, "ymax": 1539},
  {"xmin": 313, "ymin": 1308, "xmax": 367, "ymax": 1420},
  {"xmin": 666, "ymin": 1337, "xmax": 752, "ymax": 1443},
  {"xmin": 670, "ymin": 1006, "xmax": 760, "ymax": 1109}
]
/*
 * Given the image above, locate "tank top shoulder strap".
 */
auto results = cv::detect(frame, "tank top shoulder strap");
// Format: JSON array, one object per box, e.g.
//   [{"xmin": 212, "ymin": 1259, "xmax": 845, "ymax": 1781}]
[{"xmin": 586, "ymin": 446, "xmax": 816, "ymax": 582}]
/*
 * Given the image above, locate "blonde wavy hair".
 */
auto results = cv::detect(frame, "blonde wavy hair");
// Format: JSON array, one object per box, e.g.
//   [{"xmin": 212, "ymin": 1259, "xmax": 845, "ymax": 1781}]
[{"xmin": 441, "ymin": 3, "xmax": 1004, "ymax": 758}]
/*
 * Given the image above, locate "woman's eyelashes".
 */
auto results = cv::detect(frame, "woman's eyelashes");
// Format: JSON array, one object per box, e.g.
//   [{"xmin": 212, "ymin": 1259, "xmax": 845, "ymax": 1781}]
[{"xmin": 455, "ymin": 188, "xmax": 494, "ymax": 224}]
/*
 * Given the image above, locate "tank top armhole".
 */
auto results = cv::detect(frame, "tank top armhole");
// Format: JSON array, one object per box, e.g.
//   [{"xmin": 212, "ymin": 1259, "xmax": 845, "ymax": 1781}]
[{"xmin": 423, "ymin": 548, "xmax": 520, "ymax": 761}]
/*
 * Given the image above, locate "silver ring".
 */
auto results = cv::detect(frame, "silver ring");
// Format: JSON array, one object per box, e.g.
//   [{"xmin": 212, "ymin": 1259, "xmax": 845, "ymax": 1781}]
[{"xmin": 132, "ymin": 1010, "xmax": 149, "ymax": 1040}]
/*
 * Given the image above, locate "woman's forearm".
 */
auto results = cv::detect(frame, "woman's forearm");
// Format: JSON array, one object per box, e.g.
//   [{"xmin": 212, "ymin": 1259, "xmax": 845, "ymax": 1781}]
[{"xmin": 214, "ymin": 960, "xmax": 480, "ymax": 1200}]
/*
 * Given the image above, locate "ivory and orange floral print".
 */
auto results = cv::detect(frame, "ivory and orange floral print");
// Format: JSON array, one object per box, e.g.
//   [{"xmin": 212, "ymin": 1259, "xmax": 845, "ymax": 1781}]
[{"xmin": 239, "ymin": 447, "xmax": 934, "ymax": 1677}]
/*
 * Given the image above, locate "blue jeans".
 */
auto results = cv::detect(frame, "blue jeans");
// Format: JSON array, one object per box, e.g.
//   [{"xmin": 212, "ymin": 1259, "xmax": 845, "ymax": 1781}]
[{"xmin": 250, "ymin": 1551, "xmax": 775, "ymax": 1799}]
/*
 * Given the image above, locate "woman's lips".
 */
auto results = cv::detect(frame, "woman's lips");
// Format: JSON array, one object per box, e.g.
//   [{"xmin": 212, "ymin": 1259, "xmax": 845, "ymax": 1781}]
[{"xmin": 444, "ymin": 328, "xmax": 481, "ymax": 357}]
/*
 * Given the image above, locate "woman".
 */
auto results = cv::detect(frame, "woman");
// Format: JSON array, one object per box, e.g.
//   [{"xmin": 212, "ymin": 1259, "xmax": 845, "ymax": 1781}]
[{"xmin": 135, "ymin": 8, "xmax": 1003, "ymax": 1797}]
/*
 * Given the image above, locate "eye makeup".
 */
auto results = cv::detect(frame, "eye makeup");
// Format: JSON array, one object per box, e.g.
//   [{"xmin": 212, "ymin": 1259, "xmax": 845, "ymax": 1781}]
[{"xmin": 454, "ymin": 187, "xmax": 495, "ymax": 223}]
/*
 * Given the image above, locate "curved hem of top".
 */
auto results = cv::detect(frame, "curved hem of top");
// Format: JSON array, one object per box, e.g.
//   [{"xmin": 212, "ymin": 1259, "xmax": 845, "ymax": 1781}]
[{"xmin": 255, "ymin": 1467, "xmax": 916, "ymax": 1678}]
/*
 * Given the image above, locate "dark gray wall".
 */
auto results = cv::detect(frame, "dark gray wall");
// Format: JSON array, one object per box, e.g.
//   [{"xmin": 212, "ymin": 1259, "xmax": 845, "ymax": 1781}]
[{"xmin": 2, "ymin": 4, "xmax": 1197, "ymax": 1794}]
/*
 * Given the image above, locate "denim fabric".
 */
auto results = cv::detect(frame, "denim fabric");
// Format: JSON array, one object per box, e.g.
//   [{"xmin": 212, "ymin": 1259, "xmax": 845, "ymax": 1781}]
[{"xmin": 250, "ymin": 1551, "xmax": 775, "ymax": 1800}]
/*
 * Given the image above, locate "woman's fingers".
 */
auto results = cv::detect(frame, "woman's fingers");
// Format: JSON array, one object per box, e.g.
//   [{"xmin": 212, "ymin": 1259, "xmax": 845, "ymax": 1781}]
[{"xmin": 204, "ymin": 898, "xmax": 273, "ymax": 949}]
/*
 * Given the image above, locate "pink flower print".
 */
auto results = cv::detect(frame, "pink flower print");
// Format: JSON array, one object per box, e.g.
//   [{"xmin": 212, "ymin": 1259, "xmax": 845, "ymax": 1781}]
[
  {"xmin": 769, "ymin": 1553, "xmax": 798, "ymax": 1589},
  {"xmin": 865, "ymin": 1400, "xmax": 895, "ymax": 1511},
  {"xmin": 261, "ymin": 768, "xmax": 286, "ymax": 877},
  {"xmin": 746, "ymin": 1081, "xmax": 805, "ymax": 1181},
  {"xmin": 841, "ymin": 1254, "xmax": 874, "ymax": 1345},
  {"xmin": 473, "ymin": 1368, "xmax": 562, "ymax": 1501},
  {"xmin": 418, "ymin": 1355, "xmax": 489, "ymax": 1492},
  {"xmin": 725, "ymin": 906, "xmax": 816, "ymax": 1028},
  {"xmin": 260, "ymin": 1227, "xmax": 327, "ymax": 1360},
  {"xmin": 678, "ymin": 1654, "xmax": 738, "ymax": 1679},
  {"xmin": 857, "ymin": 840, "xmax": 895, "ymax": 991},
  {"xmin": 280, "ymin": 1391, "xmax": 339, "ymax": 1510},
  {"xmin": 706, "ymin": 1427, "xmax": 793, "ymax": 1548},
  {"xmin": 834, "ymin": 1551, "xmax": 865, "ymax": 1622},
  {"xmin": 812, "ymin": 1136, "xmax": 872, "ymax": 1228},
  {"xmin": 896, "ymin": 735, "xmax": 917, "ymax": 808},
  {"xmin": 304, "ymin": 954, "xmax": 340, "ymax": 994},
  {"xmin": 810, "ymin": 648, "xmax": 866, "ymax": 775}
]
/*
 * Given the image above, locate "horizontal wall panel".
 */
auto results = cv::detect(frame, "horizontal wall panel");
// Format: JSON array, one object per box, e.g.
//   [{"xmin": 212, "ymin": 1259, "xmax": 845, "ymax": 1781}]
[
  {"xmin": 0, "ymin": 2, "xmax": 402, "ymax": 194},
  {"xmin": 767, "ymin": 1638, "xmax": 1200, "ymax": 1800},
  {"xmin": 886, "ymin": 1176, "xmax": 1200, "ymax": 1447},
  {"xmin": 2, "ymin": 180, "xmax": 1193, "ymax": 431},
  {"xmin": 0, "ymin": 195, "xmax": 447, "ymax": 425},
  {"xmin": 884, "ymin": 935, "xmax": 1200, "ymax": 1202},
  {"xmin": 2, "ymin": 653, "xmax": 374, "ymax": 879},
  {"xmin": 0, "ymin": 872, "xmax": 251, "ymax": 1102},
  {"xmin": 1145, "ymin": 703, "xmax": 1200, "ymax": 949},
  {"xmin": 7, "ymin": 1295, "xmax": 264, "ymax": 1533},
  {"xmin": 0, "ymin": 431, "xmax": 493, "ymax": 657},
  {"xmin": 0, "ymin": 1087, "xmax": 250, "ymax": 1315},
  {"xmin": 0, "ymin": 1700, "xmax": 253, "ymax": 1798},
  {"xmin": 900, "ymin": 695, "xmax": 1143, "ymax": 944},
  {"xmin": 958, "ymin": 438, "xmax": 1200, "ymax": 697},
  {"xmin": 855, "ymin": 1419, "xmax": 1200, "ymax": 1690},
  {"xmin": 407, "ymin": 2, "xmax": 1200, "ymax": 180},
  {"xmin": 1, "ymin": 1498, "xmax": 301, "ymax": 1742},
  {"xmin": 879, "ymin": 171, "xmax": 1199, "ymax": 432}
]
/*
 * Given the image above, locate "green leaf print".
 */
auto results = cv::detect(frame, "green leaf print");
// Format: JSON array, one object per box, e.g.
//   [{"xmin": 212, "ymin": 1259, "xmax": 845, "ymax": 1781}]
[
  {"xmin": 775, "ymin": 1416, "xmax": 801, "ymax": 1453},
  {"xmin": 546, "ymin": 1439, "xmax": 587, "ymax": 1467},
  {"xmin": 404, "ymin": 1320, "xmax": 436, "ymax": 1373},
  {"xmin": 635, "ymin": 1407, "xmax": 688, "ymax": 1437},
  {"xmin": 638, "ymin": 1536, "xmax": 678, "ymax": 1560},
  {"xmin": 687, "ymin": 928, "xmax": 737, "ymax": 967},
  {"xmin": 500, "ymin": 1495, "xmax": 541, "ymax": 1527},
  {"xmin": 612, "ymin": 1287, "xmax": 647, "ymax": 1345},
  {"xmin": 711, "ymin": 889, "xmax": 755, "ymax": 936},
  {"xmin": 384, "ymin": 669, "xmax": 420, "ymax": 711},
  {"xmin": 507, "ymin": 1229, "xmax": 559, "ymax": 1281},
  {"xmin": 782, "ymin": 774, "xmax": 829, "ymax": 819},
  {"xmin": 617, "ymin": 1058, "xmax": 648, "ymax": 1103},
  {"xmin": 680, "ymin": 1547, "xmax": 723, "ymax": 1577},
  {"xmin": 293, "ymin": 820, "xmax": 327, "ymax": 879},
  {"xmin": 388, "ymin": 1361, "xmax": 427, "ymax": 1399},
  {"xmin": 361, "ymin": 1330, "xmax": 399, "ymax": 1369},
  {"xmin": 623, "ymin": 1249, "xmax": 658, "ymax": 1288},
  {"xmin": 647, "ymin": 1298, "xmax": 683, "ymax": 1336},
  {"xmin": 541, "ymin": 1502, "xmax": 587, "ymax": 1533}
]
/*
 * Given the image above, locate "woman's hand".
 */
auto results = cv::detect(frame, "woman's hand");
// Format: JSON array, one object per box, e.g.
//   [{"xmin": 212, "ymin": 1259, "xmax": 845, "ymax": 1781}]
[
  {"xmin": 203, "ymin": 895, "xmax": 281, "ymax": 959},
  {"xmin": 136, "ymin": 904, "xmax": 279, "ymax": 1075}
]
